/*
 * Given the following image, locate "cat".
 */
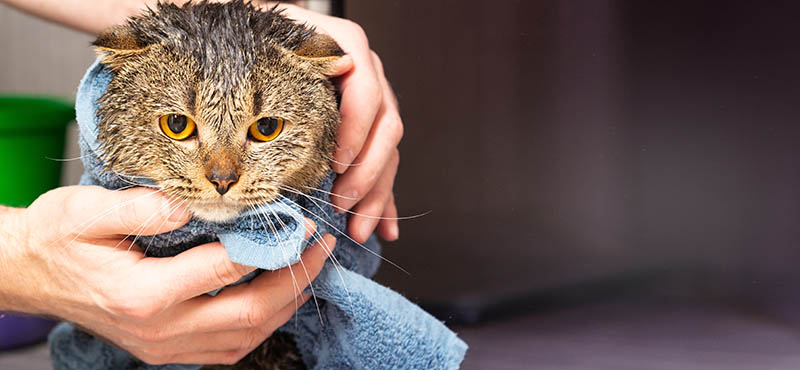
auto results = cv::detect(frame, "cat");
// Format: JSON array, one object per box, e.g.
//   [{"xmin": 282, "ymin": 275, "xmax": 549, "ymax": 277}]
[
  {"xmin": 94, "ymin": 0, "xmax": 341, "ymax": 223},
  {"xmin": 91, "ymin": 1, "xmax": 345, "ymax": 369}
]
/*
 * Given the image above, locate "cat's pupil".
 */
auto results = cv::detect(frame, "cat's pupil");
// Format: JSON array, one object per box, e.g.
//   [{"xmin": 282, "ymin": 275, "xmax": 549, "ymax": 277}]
[
  {"xmin": 257, "ymin": 117, "xmax": 279, "ymax": 136},
  {"xmin": 167, "ymin": 114, "xmax": 187, "ymax": 133}
]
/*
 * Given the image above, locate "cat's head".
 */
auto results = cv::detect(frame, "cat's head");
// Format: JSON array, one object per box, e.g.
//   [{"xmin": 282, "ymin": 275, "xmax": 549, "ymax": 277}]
[{"xmin": 92, "ymin": 1, "xmax": 343, "ymax": 222}]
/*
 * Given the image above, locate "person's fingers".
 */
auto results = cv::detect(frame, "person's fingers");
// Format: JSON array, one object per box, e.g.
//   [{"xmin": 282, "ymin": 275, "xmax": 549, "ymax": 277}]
[
  {"xmin": 331, "ymin": 45, "xmax": 382, "ymax": 174},
  {"xmin": 155, "ymin": 235, "xmax": 335, "ymax": 333},
  {"xmin": 143, "ymin": 295, "xmax": 313, "ymax": 365},
  {"xmin": 247, "ymin": 233, "xmax": 333, "ymax": 310},
  {"xmin": 346, "ymin": 149, "xmax": 399, "ymax": 243},
  {"xmin": 376, "ymin": 194, "xmax": 399, "ymax": 241},
  {"xmin": 133, "ymin": 219, "xmax": 318, "ymax": 306},
  {"xmin": 331, "ymin": 57, "xmax": 402, "ymax": 210},
  {"xmin": 331, "ymin": 83, "xmax": 402, "ymax": 204},
  {"xmin": 133, "ymin": 241, "xmax": 256, "ymax": 307},
  {"xmin": 323, "ymin": 54, "xmax": 354, "ymax": 77},
  {"xmin": 145, "ymin": 295, "xmax": 310, "ymax": 358},
  {"xmin": 59, "ymin": 186, "xmax": 192, "ymax": 238}
]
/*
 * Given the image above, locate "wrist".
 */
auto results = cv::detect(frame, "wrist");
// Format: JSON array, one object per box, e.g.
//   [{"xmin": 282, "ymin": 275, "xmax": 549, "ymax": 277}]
[{"xmin": 0, "ymin": 206, "xmax": 34, "ymax": 312}]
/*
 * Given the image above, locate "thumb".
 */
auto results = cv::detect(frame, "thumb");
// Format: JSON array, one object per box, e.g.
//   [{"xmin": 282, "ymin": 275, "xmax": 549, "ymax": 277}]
[
  {"xmin": 64, "ymin": 186, "xmax": 192, "ymax": 237},
  {"xmin": 323, "ymin": 54, "xmax": 354, "ymax": 77},
  {"xmin": 136, "ymin": 218, "xmax": 319, "ymax": 303}
]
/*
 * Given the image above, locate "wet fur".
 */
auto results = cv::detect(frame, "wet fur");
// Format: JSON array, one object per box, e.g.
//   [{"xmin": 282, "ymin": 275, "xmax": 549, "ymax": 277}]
[
  {"xmin": 93, "ymin": 1, "xmax": 344, "ymax": 368},
  {"xmin": 94, "ymin": 0, "xmax": 342, "ymax": 222}
]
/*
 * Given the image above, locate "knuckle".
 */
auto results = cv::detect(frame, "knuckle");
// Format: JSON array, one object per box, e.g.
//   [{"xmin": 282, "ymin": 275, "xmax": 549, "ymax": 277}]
[
  {"xmin": 370, "ymin": 50, "xmax": 384, "ymax": 71},
  {"xmin": 351, "ymin": 179, "xmax": 372, "ymax": 199},
  {"xmin": 239, "ymin": 304, "xmax": 268, "ymax": 328},
  {"xmin": 213, "ymin": 259, "xmax": 248, "ymax": 287},
  {"xmin": 369, "ymin": 81, "xmax": 384, "ymax": 106},
  {"xmin": 243, "ymin": 328, "xmax": 269, "ymax": 352},
  {"xmin": 127, "ymin": 325, "xmax": 151, "ymax": 342},
  {"xmin": 345, "ymin": 20, "xmax": 368, "ymax": 43},
  {"xmin": 133, "ymin": 326, "xmax": 167, "ymax": 343},
  {"xmin": 116, "ymin": 198, "xmax": 141, "ymax": 234},
  {"xmin": 56, "ymin": 188, "xmax": 85, "ymax": 234},
  {"xmin": 109, "ymin": 298, "xmax": 161, "ymax": 321},
  {"xmin": 391, "ymin": 148, "xmax": 400, "ymax": 167},
  {"xmin": 121, "ymin": 318, "xmax": 168, "ymax": 343},
  {"xmin": 389, "ymin": 116, "xmax": 404, "ymax": 146},
  {"xmin": 60, "ymin": 187, "xmax": 83, "ymax": 210}
]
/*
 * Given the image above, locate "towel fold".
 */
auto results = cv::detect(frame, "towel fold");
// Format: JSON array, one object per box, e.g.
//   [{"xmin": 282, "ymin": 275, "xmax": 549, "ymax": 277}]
[{"xmin": 49, "ymin": 59, "xmax": 467, "ymax": 370}]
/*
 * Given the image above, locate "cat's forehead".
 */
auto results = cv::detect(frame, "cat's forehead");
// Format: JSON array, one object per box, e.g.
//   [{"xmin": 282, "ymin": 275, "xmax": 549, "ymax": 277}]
[{"xmin": 128, "ymin": 1, "xmax": 312, "ymax": 85}]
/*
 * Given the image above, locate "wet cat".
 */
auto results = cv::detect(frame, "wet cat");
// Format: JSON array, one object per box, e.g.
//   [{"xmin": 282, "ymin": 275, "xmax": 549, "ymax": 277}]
[
  {"xmin": 94, "ymin": 0, "xmax": 342, "ymax": 223},
  {"xmin": 92, "ymin": 1, "xmax": 344, "ymax": 368}
]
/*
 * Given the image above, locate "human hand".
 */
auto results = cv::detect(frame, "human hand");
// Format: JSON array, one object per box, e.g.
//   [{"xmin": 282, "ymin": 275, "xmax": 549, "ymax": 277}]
[
  {"xmin": 0, "ymin": 186, "xmax": 335, "ymax": 365},
  {"xmin": 272, "ymin": 4, "xmax": 404, "ymax": 244}
]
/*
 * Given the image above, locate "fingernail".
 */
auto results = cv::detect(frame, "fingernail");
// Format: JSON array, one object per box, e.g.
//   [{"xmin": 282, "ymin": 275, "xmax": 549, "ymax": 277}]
[
  {"xmin": 333, "ymin": 147, "xmax": 354, "ymax": 174},
  {"xmin": 334, "ymin": 189, "xmax": 358, "ymax": 213},
  {"xmin": 390, "ymin": 223, "xmax": 400, "ymax": 240},
  {"xmin": 304, "ymin": 219, "xmax": 318, "ymax": 238},
  {"xmin": 323, "ymin": 234, "xmax": 337, "ymax": 255}
]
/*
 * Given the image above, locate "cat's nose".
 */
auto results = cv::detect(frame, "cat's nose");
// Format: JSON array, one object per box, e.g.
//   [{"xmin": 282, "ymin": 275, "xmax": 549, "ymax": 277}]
[{"xmin": 206, "ymin": 172, "xmax": 239, "ymax": 195}]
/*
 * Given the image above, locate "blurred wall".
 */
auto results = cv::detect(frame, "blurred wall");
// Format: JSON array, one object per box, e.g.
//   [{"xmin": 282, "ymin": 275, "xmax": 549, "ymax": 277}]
[
  {"xmin": 348, "ymin": 0, "xmax": 800, "ymax": 311},
  {"xmin": 0, "ymin": 5, "xmax": 95, "ymax": 96},
  {"xmin": 0, "ymin": 4, "xmax": 94, "ymax": 186}
]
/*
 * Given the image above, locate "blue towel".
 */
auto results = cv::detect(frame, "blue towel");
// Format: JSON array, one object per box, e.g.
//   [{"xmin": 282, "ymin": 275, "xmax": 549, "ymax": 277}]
[{"xmin": 49, "ymin": 59, "xmax": 467, "ymax": 370}]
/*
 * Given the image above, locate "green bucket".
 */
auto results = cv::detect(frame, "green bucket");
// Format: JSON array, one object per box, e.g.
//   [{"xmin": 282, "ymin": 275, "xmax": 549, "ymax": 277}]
[{"xmin": 0, "ymin": 96, "xmax": 74, "ymax": 207}]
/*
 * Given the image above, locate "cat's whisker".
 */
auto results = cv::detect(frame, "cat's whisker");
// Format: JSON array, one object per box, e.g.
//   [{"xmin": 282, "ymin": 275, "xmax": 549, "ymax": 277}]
[
  {"xmin": 120, "ymin": 194, "xmax": 182, "ymax": 256},
  {"xmin": 142, "ymin": 195, "xmax": 189, "ymax": 256},
  {"xmin": 110, "ymin": 184, "xmax": 143, "ymax": 192},
  {"xmin": 247, "ymin": 201, "xmax": 303, "ymax": 319},
  {"xmin": 280, "ymin": 185, "xmax": 430, "ymax": 221},
  {"xmin": 248, "ymin": 202, "xmax": 302, "ymax": 328},
  {"xmin": 265, "ymin": 203, "xmax": 324, "ymax": 326},
  {"xmin": 274, "ymin": 201, "xmax": 351, "ymax": 295},
  {"xmin": 162, "ymin": 197, "xmax": 188, "ymax": 248},
  {"xmin": 277, "ymin": 193, "xmax": 409, "ymax": 275},
  {"xmin": 323, "ymin": 152, "xmax": 365, "ymax": 168},
  {"xmin": 117, "ymin": 175, "xmax": 158, "ymax": 189},
  {"xmin": 101, "ymin": 166, "xmax": 159, "ymax": 189},
  {"xmin": 299, "ymin": 185, "xmax": 358, "ymax": 201},
  {"xmin": 56, "ymin": 189, "xmax": 162, "ymax": 252},
  {"xmin": 96, "ymin": 196, "xmax": 185, "ymax": 266},
  {"xmin": 273, "ymin": 200, "xmax": 356, "ymax": 319},
  {"xmin": 247, "ymin": 201, "xmax": 302, "ymax": 318},
  {"xmin": 45, "ymin": 153, "xmax": 93, "ymax": 162}
]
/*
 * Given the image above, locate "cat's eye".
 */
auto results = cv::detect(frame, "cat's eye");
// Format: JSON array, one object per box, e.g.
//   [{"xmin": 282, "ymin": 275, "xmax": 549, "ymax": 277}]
[
  {"xmin": 159, "ymin": 114, "xmax": 196, "ymax": 140},
  {"xmin": 249, "ymin": 117, "xmax": 284, "ymax": 142}
]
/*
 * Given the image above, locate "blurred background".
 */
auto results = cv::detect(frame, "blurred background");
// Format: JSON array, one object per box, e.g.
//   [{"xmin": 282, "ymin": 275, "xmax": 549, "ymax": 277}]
[{"xmin": 2, "ymin": 0, "xmax": 800, "ymax": 369}]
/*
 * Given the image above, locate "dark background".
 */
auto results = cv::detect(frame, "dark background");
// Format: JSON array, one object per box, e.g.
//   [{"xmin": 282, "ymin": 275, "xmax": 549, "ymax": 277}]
[{"xmin": 345, "ymin": 0, "xmax": 800, "ymax": 323}]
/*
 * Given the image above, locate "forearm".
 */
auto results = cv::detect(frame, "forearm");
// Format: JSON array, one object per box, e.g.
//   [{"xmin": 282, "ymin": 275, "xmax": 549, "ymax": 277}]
[
  {"xmin": 0, "ymin": 0, "xmax": 303, "ymax": 36},
  {"xmin": 0, "ymin": 0, "xmax": 177, "ymax": 35},
  {"xmin": 0, "ymin": 205, "xmax": 32, "ymax": 312}
]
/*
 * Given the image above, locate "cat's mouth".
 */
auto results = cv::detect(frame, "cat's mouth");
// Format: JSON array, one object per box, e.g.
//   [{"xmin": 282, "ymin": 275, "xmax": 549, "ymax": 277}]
[{"xmin": 184, "ymin": 197, "xmax": 247, "ymax": 223}]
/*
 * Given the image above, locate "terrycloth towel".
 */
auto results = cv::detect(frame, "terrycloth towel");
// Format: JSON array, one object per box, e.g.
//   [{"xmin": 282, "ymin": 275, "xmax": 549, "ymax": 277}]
[{"xmin": 49, "ymin": 59, "xmax": 467, "ymax": 370}]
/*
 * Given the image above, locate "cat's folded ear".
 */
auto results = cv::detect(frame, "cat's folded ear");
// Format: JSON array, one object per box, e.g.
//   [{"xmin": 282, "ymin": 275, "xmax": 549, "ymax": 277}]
[
  {"xmin": 92, "ymin": 25, "xmax": 150, "ymax": 67},
  {"xmin": 292, "ymin": 33, "xmax": 346, "ymax": 74}
]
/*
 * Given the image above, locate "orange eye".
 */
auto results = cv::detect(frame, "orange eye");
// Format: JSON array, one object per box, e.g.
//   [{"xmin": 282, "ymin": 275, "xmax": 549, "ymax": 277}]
[
  {"xmin": 249, "ymin": 117, "xmax": 284, "ymax": 142},
  {"xmin": 159, "ymin": 114, "xmax": 196, "ymax": 140}
]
